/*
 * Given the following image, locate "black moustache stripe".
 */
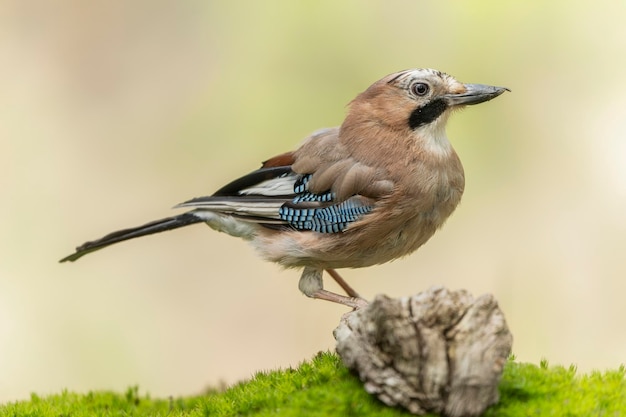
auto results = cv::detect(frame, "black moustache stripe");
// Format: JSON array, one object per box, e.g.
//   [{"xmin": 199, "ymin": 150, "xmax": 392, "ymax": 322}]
[{"xmin": 408, "ymin": 98, "xmax": 448, "ymax": 129}]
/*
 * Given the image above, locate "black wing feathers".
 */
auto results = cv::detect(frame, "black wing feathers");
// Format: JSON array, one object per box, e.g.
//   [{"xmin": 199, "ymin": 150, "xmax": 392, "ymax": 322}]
[{"xmin": 212, "ymin": 166, "xmax": 293, "ymax": 196}]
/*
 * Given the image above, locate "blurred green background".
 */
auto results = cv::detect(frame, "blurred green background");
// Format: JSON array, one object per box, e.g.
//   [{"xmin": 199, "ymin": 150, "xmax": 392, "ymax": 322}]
[{"xmin": 1, "ymin": 0, "xmax": 625, "ymax": 402}]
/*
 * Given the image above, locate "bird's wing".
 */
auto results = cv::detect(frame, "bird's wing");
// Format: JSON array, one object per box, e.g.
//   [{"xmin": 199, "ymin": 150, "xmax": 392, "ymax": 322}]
[
  {"xmin": 291, "ymin": 127, "xmax": 395, "ymax": 201},
  {"xmin": 177, "ymin": 128, "xmax": 394, "ymax": 233}
]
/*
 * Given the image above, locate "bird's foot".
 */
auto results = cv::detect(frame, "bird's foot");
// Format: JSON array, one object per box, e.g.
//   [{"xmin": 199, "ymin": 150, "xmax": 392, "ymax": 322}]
[{"xmin": 311, "ymin": 289, "xmax": 369, "ymax": 310}]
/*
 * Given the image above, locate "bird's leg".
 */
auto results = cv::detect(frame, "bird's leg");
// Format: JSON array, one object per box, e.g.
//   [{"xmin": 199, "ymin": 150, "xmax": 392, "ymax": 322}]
[
  {"xmin": 325, "ymin": 268, "xmax": 361, "ymax": 298},
  {"xmin": 299, "ymin": 267, "xmax": 368, "ymax": 309}
]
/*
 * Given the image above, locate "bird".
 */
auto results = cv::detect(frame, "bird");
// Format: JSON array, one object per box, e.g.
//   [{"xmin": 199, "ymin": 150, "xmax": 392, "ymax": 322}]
[{"xmin": 60, "ymin": 68, "xmax": 508, "ymax": 309}]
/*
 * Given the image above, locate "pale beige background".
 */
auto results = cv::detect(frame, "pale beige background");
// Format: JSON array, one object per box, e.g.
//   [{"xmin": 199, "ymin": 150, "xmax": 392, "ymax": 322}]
[{"xmin": 1, "ymin": 0, "xmax": 625, "ymax": 402}]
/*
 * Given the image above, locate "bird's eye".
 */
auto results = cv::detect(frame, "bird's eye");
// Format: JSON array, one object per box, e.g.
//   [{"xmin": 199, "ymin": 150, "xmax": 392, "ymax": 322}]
[{"xmin": 411, "ymin": 82, "xmax": 430, "ymax": 96}]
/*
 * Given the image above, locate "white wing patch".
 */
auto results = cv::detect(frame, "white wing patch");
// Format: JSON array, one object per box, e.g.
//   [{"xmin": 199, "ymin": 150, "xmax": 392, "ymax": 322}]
[{"xmin": 238, "ymin": 173, "xmax": 298, "ymax": 196}]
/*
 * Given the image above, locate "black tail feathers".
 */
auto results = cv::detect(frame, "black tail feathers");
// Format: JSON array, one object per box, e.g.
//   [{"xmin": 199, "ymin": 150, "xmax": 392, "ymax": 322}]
[{"xmin": 60, "ymin": 212, "xmax": 203, "ymax": 263}]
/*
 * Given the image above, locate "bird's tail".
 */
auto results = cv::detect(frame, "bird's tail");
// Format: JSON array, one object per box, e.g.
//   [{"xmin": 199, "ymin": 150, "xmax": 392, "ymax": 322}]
[{"xmin": 59, "ymin": 212, "xmax": 204, "ymax": 263}]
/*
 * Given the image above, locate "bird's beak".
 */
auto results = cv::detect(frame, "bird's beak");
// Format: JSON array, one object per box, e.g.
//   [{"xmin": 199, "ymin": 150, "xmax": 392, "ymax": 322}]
[{"xmin": 444, "ymin": 84, "xmax": 509, "ymax": 106}]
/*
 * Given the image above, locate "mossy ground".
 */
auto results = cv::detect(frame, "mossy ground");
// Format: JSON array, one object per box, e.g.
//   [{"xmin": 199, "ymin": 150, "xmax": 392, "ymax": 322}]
[{"xmin": 1, "ymin": 352, "xmax": 624, "ymax": 416}]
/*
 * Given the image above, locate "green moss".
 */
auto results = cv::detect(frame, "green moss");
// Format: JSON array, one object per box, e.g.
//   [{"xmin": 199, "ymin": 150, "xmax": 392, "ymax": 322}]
[
  {"xmin": 491, "ymin": 359, "xmax": 626, "ymax": 416},
  {"xmin": 1, "ymin": 352, "xmax": 624, "ymax": 416}
]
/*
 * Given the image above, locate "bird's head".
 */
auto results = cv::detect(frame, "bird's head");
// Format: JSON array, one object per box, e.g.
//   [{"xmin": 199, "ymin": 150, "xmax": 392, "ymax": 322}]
[{"xmin": 344, "ymin": 68, "xmax": 508, "ymax": 145}]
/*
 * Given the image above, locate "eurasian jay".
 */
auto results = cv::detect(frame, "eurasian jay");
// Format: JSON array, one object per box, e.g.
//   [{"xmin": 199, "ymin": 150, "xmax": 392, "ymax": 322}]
[{"xmin": 61, "ymin": 68, "xmax": 508, "ymax": 309}]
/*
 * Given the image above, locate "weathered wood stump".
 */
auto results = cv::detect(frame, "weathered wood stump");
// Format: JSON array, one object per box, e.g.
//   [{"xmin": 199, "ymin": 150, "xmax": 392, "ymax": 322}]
[{"xmin": 334, "ymin": 286, "xmax": 513, "ymax": 417}]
